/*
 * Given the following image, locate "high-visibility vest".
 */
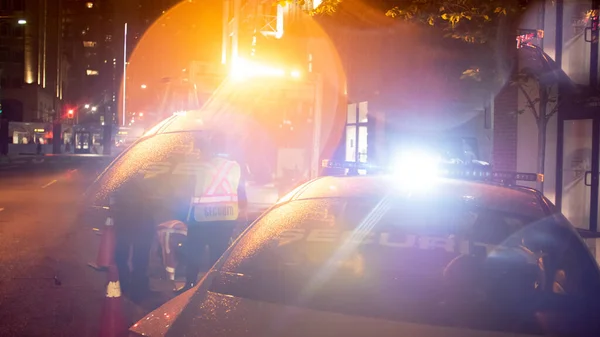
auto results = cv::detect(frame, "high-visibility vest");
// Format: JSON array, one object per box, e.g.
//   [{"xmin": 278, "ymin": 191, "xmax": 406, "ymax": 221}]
[{"xmin": 191, "ymin": 156, "xmax": 241, "ymax": 222}]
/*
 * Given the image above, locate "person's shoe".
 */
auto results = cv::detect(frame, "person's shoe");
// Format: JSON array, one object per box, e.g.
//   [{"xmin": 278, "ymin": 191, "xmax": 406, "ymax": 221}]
[{"xmin": 174, "ymin": 282, "xmax": 195, "ymax": 295}]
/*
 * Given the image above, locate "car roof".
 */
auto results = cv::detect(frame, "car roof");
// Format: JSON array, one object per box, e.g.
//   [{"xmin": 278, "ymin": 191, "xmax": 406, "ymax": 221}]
[{"xmin": 288, "ymin": 175, "xmax": 548, "ymax": 219}]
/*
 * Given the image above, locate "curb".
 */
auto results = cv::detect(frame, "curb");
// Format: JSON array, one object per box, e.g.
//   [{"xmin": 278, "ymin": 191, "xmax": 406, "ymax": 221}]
[{"xmin": 1, "ymin": 155, "xmax": 115, "ymax": 166}]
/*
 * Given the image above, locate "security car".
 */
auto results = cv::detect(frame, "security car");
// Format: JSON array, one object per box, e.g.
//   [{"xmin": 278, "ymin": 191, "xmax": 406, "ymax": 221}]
[{"xmin": 128, "ymin": 161, "xmax": 600, "ymax": 337}]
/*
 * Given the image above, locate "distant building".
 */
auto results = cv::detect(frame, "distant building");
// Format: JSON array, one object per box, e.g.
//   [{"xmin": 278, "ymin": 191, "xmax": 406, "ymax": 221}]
[
  {"xmin": 0, "ymin": 0, "xmax": 67, "ymax": 123},
  {"xmin": 62, "ymin": 0, "xmax": 117, "ymax": 126}
]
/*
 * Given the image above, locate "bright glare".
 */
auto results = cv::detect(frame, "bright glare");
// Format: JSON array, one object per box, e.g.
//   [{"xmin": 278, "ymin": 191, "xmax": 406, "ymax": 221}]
[
  {"xmin": 84, "ymin": 104, "xmax": 90, "ymax": 109},
  {"xmin": 392, "ymin": 152, "xmax": 440, "ymax": 189},
  {"xmin": 17, "ymin": 19, "xmax": 26, "ymax": 25},
  {"xmin": 290, "ymin": 70, "xmax": 301, "ymax": 78},
  {"xmin": 91, "ymin": 106, "xmax": 97, "ymax": 111},
  {"xmin": 141, "ymin": 84, "xmax": 147, "ymax": 89},
  {"xmin": 230, "ymin": 57, "xmax": 286, "ymax": 80}
]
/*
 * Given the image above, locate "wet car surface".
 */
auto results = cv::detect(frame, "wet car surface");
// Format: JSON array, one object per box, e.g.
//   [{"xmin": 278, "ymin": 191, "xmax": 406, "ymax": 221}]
[{"xmin": 129, "ymin": 175, "xmax": 600, "ymax": 337}]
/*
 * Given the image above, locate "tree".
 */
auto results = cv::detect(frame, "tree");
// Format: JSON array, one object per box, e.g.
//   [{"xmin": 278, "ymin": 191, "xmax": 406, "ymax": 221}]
[
  {"xmin": 512, "ymin": 52, "xmax": 559, "ymax": 191},
  {"xmin": 304, "ymin": 0, "xmax": 528, "ymax": 83}
]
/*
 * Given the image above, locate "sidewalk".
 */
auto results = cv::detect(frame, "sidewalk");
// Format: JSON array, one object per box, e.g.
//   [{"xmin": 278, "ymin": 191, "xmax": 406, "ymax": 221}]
[
  {"xmin": 0, "ymin": 154, "xmax": 37, "ymax": 165},
  {"xmin": 0, "ymin": 153, "xmax": 116, "ymax": 166}
]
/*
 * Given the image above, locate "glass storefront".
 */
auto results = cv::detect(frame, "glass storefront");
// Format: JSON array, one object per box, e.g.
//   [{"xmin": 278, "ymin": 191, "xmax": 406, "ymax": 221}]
[{"xmin": 345, "ymin": 102, "xmax": 368, "ymax": 163}]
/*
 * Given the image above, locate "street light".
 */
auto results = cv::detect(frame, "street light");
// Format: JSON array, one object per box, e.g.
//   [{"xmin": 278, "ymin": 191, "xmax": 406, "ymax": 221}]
[
  {"xmin": 230, "ymin": 57, "xmax": 286, "ymax": 80},
  {"xmin": 17, "ymin": 19, "xmax": 26, "ymax": 25},
  {"xmin": 91, "ymin": 106, "xmax": 97, "ymax": 112},
  {"xmin": 141, "ymin": 84, "xmax": 147, "ymax": 89},
  {"xmin": 84, "ymin": 104, "xmax": 90, "ymax": 109}
]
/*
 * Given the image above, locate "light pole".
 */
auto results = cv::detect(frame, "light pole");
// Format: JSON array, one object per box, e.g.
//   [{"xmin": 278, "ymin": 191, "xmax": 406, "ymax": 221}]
[
  {"xmin": 122, "ymin": 22, "xmax": 128, "ymax": 127},
  {"xmin": 310, "ymin": 73, "xmax": 323, "ymax": 179}
]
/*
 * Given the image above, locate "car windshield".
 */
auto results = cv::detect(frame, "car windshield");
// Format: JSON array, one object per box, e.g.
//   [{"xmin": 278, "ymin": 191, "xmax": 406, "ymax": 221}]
[{"xmin": 213, "ymin": 196, "xmax": 600, "ymax": 335}]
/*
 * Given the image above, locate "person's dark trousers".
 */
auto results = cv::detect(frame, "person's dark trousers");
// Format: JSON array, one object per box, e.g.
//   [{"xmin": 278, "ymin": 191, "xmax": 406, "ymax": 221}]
[
  {"xmin": 114, "ymin": 217, "xmax": 155, "ymax": 301},
  {"xmin": 185, "ymin": 221, "xmax": 235, "ymax": 286}
]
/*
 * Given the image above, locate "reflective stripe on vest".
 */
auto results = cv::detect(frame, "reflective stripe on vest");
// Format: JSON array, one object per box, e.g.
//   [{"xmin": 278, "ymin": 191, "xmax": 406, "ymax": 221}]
[
  {"xmin": 192, "ymin": 157, "xmax": 240, "ymax": 222},
  {"xmin": 194, "ymin": 160, "xmax": 237, "ymax": 204}
]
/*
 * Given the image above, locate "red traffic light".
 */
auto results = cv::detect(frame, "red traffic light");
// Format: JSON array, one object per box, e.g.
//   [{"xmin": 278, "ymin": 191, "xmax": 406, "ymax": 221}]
[{"xmin": 67, "ymin": 109, "xmax": 74, "ymax": 117}]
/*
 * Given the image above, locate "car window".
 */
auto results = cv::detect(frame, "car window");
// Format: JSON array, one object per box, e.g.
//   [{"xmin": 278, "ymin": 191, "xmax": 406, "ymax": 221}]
[
  {"xmin": 213, "ymin": 197, "xmax": 600, "ymax": 335},
  {"xmin": 84, "ymin": 132, "xmax": 208, "ymax": 220}
]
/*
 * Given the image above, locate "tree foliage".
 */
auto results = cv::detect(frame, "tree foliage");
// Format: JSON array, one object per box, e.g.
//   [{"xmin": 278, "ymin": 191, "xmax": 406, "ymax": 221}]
[
  {"xmin": 305, "ymin": 0, "xmax": 527, "ymax": 44},
  {"xmin": 292, "ymin": 0, "xmax": 531, "ymax": 89}
]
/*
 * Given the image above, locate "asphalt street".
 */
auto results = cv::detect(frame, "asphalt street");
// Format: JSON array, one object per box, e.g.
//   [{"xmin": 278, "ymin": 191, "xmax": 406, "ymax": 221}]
[{"xmin": 0, "ymin": 158, "xmax": 163, "ymax": 336}]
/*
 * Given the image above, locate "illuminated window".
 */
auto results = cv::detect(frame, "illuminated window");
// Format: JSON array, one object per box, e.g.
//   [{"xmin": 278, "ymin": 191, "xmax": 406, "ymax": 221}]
[
  {"xmin": 86, "ymin": 2, "xmax": 94, "ymax": 8},
  {"xmin": 345, "ymin": 102, "xmax": 369, "ymax": 163},
  {"xmin": 86, "ymin": 70, "xmax": 99, "ymax": 76},
  {"xmin": 83, "ymin": 41, "xmax": 97, "ymax": 48}
]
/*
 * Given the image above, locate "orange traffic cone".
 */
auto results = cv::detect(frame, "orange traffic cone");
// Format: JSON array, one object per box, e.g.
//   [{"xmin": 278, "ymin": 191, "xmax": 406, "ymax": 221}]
[
  {"xmin": 99, "ymin": 265, "xmax": 128, "ymax": 337},
  {"xmin": 95, "ymin": 216, "xmax": 116, "ymax": 268},
  {"xmin": 90, "ymin": 197, "xmax": 117, "ymax": 271}
]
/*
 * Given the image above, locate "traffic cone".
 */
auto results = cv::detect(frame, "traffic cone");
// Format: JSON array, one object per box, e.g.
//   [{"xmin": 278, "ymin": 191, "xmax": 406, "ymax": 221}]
[
  {"xmin": 99, "ymin": 265, "xmax": 127, "ymax": 337},
  {"xmin": 89, "ymin": 197, "xmax": 117, "ymax": 271},
  {"xmin": 95, "ymin": 216, "xmax": 116, "ymax": 268}
]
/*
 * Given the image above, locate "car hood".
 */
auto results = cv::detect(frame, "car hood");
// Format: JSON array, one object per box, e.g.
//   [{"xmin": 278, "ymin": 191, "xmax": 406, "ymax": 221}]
[{"xmin": 130, "ymin": 289, "xmax": 539, "ymax": 337}]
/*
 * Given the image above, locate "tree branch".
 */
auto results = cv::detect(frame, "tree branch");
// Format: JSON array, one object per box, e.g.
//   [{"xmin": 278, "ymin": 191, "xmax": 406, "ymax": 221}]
[
  {"xmin": 547, "ymin": 102, "xmax": 559, "ymax": 120},
  {"xmin": 517, "ymin": 83, "xmax": 539, "ymax": 120}
]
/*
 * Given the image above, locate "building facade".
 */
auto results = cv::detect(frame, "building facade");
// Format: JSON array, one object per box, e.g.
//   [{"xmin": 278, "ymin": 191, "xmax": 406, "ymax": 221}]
[
  {"xmin": 0, "ymin": 0, "xmax": 67, "ymax": 124},
  {"xmin": 62, "ymin": 0, "xmax": 117, "ymax": 126},
  {"xmin": 497, "ymin": 1, "xmax": 600, "ymax": 259}
]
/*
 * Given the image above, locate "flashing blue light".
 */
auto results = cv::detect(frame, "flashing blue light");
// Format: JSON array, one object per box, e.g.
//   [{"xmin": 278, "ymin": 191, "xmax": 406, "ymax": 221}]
[{"xmin": 321, "ymin": 159, "xmax": 542, "ymax": 184}]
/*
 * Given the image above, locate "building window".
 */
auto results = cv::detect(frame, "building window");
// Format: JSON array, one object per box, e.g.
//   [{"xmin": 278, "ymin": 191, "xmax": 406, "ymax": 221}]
[
  {"xmin": 11, "ymin": 77, "xmax": 22, "ymax": 88},
  {"xmin": 0, "ymin": 48, "xmax": 8, "ymax": 62},
  {"xmin": 345, "ymin": 102, "xmax": 369, "ymax": 163},
  {"xmin": 86, "ymin": 69, "xmax": 99, "ymax": 76},
  {"xmin": 83, "ymin": 41, "xmax": 97, "ymax": 48},
  {"xmin": 0, "ymin": 23, "xmax": 9, "ymax": 37},
  {"xmin": 105, "ymin": 35, "xmax": 112, "ymax": 42},
  {"xmin": 13, "ymin": 0, "xmax": 24, "ymax": 11},
  {"xmin": 13, "ymin": 25, "xmax": 24, "ymax": 38},
  {"xmin": 12, "ymin": 50, "xmax": 23, "ymax": 62}
]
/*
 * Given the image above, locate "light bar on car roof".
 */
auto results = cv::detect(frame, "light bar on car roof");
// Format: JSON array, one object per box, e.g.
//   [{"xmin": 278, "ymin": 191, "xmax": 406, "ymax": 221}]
[
  {"xmin": 438, "ymin": 165, "xmax": 543, "ymax": 183},
  {"xmin": 321, "ymin": 160, "xmax": 379, "ymax": 171},
  {"xmin": 321, "ymin": 159, "xmax": 543, "ymax": 183}
]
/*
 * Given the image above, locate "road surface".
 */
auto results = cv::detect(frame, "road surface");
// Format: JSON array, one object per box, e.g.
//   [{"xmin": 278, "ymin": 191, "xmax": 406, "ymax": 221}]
[{"xmin": 0, "ymin": 159, "xmax": 166, "ymax": 336}]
